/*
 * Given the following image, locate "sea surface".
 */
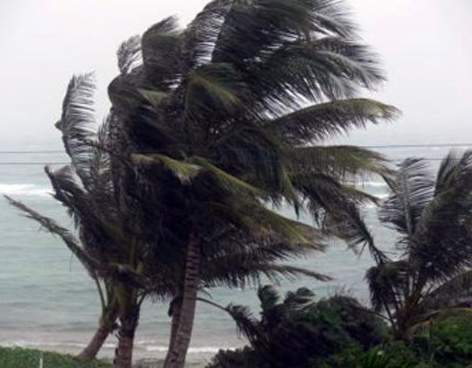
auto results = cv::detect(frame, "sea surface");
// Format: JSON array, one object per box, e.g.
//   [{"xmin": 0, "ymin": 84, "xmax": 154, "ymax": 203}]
[{"xmin": 0, "ymin": 144, "xmax": 461, "ymax": 366}]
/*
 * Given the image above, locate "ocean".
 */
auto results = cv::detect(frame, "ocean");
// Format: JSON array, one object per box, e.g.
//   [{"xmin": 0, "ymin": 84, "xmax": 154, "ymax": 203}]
[{"xmin": 0, "ymin": 144, "xmax": 460, "ymax": 366}]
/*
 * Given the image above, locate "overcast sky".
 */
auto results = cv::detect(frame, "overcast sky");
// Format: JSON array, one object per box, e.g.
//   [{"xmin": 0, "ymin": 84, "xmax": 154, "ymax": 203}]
[{"xmin": 1, "ymin": 0, "xmax": 471, "ymax": 149}]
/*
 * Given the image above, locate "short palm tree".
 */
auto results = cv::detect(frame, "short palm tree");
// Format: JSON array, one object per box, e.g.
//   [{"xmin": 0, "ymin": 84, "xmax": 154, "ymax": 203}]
[
  {"xmin": 366, "ymin": 151, "xmax": 472, "ymax": 341},
  {"xmin": 6, "ymin": 73, "xmax": 155, "ymax": 366},
  {"xmin": 106, "ymin": 1, "xmax": 398, "ymax": 367}
]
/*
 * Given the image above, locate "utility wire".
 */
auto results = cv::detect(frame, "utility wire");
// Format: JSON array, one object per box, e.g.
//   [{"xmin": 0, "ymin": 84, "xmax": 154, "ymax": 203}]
[
  {"xmin": 0, "ymin": 143, "xmax": 471, "ymax": 165},
  {"xmin": 0, "ymin": 158, "xmax": 464, "ymax": 166},
  {"xmin": 0, "ymin": 142, "xmax": 472, "ymax": 154}
]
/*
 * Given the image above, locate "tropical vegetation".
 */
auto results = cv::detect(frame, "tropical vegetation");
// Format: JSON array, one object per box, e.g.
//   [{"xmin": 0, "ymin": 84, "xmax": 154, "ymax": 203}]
[
  {"xmin": 206, "ymin": 288, "xmax": 472, "ymax": 368},
  {"xmin": 8, "ymin": 73, "xmax": 329, "ymax": 367},
  {"xmin": 4, "ymin": 0, "xmax": 406, "ymax": 367},
  {"xmin": 366, "ymin": 151, "xmax": 472, "ymax": 341},
  {"xmin": 0, "ymin": 346, "xmax": 111, "ymax": 368},
  {"xmin": 107, "ymin": 0, "xmax": 396, "ymax": 366},
  {"xmin": 207, "ymin": 286, "xmax": 388, "ymax": 368}
]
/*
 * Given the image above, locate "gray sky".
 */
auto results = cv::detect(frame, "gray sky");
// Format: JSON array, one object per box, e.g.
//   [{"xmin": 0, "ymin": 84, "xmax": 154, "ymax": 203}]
[{"xmin": 1, "ymin": 0, "xmax": 471, "ymax": 149}]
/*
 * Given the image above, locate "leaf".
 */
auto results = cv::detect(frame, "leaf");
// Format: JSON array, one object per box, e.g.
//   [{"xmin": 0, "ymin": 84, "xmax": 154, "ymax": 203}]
[
  {"xmin": 270, "ymin": 99, "xmax": 399, "ymax": 144},
  {"xmin": 5, "ymin": 195, "xmax": 100, "ymax": 276},
  {"xmin": 131, "ymin": 153, "xmax": 202, "ymax": 184},
  {"xmin": 192, "ymin": 156, "xmax": 266, "ymax": 197},
  {"xmin": 137, "ymin": 89, "xmax": 169, "ymax": 108},
  {"xmin": 117, "ymin": 35, "xmax": 142, "ymax": 75},
  {"xmin": 141, "ymin": 16, "xmax": 182, "ymax": 88},
  {"xmin": 56, "ymin": 73, "xmax": 97, "ymax": 188},
  {"xmin": 420, "ymin": 270, "xmax": 472, "ymax": 312},
  {"xmin": 379, "ymin": 158, "xmax": 434, "ymax": 240},
  {"xmin": 185, "ymin": 63, "xmax": 248, "ymax": 120}
]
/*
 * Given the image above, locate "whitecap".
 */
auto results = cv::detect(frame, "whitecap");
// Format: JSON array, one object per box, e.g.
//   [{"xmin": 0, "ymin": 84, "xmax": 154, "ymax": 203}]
[
  {"xmin": 145, "ymin": 346, "xmax": 236, "ymax": 353},
  {"xmin": 0, "ymin": 184, "xmax": 51, "ymax": 197}
]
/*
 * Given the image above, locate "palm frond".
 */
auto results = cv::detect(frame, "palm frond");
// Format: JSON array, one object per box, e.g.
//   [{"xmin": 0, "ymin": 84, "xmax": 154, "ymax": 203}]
[
  {"xmin": 131, "ymin": 153, "xmax": 202, "ymax": 184},
  {"xmin": 211, "ymin": 125, "xmax": 300, "ymax": 206},
  {"xmin": 141, "ymin": 16, "xmax": 183, "ymax": 89},
  {"xmin": 247, "ymin": 39, "xmax": 385, "ymax": 115},
  {"xmin": 56, "ymin": 73, "xmax": 97, "ymax": 187},
  {"xmin": 379, "ymin": 158, "xmax": 434, "ymax": 241},
  {"xmin": 365, "ymin": 261, "xmax": 412, "ymax": 313},
  {"xmin": 5, "ymin": 195, "xmax": 100, "ymax": 276},
  {"xmin": 270, "ymin": 99, "xmax": 399, "ymax": 145},
  {"xmin": 212, "ymin": 0, "xmax": 357, "ymax": 66},
  {"xmin": 258, "ymin": 285, "xmax": 280, "ymax": 312},
  {"xmin": 192, "ymin": 156, "xmax": 266, "ymax": 197},
  {"xmin": 322, "ymin": 199, "xmax": 388, "ymax": 263},
  {"xmin": 214, "ymin": 196, "xmax": 324, "ymax": 246},
  {"xmin": 287, "ymin": 145, "xmax": 392, "ymax": 180},
  {"xmin": 225, "ymin": 303, "xmax": 261, "ymax": 345},
  {"xmin": 201, "ymin": 251, "xmax": 330, "ymax": 289},
  {"xmin": 137, "ymin": 89, "xmax": 169, "ymax": 109},
  {"xmin": 435, "ymin": 149, "xmax": 472, "ymax": 196},
  {"xmin": 419, "ymin": 270, "xmax": 472, "ymax": 312},
  {"xmin": 185, "ymin": 63, "xmax": 248, "ymax": 120},
  {"xmin": 117, "ymin": 35, "xmax": 142, "ymax": 75},
  {"xmin": 181, "ymin": 0, "xmax": 230, "ymax": 69}
]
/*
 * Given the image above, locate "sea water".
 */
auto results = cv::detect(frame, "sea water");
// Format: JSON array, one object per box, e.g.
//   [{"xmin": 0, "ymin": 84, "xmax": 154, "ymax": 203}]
[{"xmin": 0, "ymin": 144, "xmax": 459, "ymax": 365}]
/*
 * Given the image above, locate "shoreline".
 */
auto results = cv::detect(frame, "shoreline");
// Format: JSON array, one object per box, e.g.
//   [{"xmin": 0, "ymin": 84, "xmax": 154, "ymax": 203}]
[{"xmin": 0, "ymin": 341, "xmax": 226, "ymax": 368}]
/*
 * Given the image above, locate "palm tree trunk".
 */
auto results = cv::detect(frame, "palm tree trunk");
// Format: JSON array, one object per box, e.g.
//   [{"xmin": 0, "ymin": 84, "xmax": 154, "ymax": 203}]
[
  {"xmin": 79, "ymin": 303, "xmax": 118, "ymax": 359},
  {"xmin": 79, "ymin": 321, "xmax": 112, "ymax": 359},
  {"xmin": 164, "ymin": 296, "xmax": 182, "ymax": 367},
  {"xmin": 164, "ymin": 235, "xmax": 201, "ymax": 368},
  {"xmin": 114, "ymin": 304, "xmax": 140, "ymax": 368}
]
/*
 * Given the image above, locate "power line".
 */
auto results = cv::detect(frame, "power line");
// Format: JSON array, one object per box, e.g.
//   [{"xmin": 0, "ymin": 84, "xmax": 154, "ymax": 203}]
[
  {"xmin": 362, "ymin": 143, "xmax": 472, "ymax": 149},
  {"xmin": 0, "ymin": 143, "xmax": 472, "ymax": 154},
  {"xmin": 0, "ymin": 158, "xmax": 462, "ymax": 166},
  {"xmin": 0, "ymin": 150, "xmax": 64, "ymax": 154},
  {"xmin": 0, "ymin": 162, "xmax": 68, "ymax": 165}
]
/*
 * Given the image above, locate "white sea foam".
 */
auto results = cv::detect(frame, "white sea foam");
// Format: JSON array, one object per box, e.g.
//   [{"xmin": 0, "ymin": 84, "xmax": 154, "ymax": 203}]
[
  {"xmin": 0, "ymin": 184, "xmax": 51, "ymax": 197},
  {"xmin": 5, "ymin": 340, "xmax": 234, "ymax": 355},
  {"xmin": 5, "ymin": 341, "xmax": 87, "ymax": 348},
  {"xmin": 145, "ymin": 346, "xmax": 236, "ymax": 353}
]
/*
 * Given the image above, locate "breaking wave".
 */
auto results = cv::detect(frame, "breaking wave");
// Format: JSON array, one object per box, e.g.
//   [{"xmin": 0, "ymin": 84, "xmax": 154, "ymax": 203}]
[{"xmin": 0, "ymin": 184, "xmax": 51, "ymax": 197}]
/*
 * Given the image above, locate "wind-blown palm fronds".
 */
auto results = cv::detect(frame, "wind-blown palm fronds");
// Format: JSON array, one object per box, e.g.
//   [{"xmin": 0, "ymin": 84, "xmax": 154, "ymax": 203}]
[
  {"xmin": 212, "ymin": 286, "xmax": 387, "ymax": 368},
  {"xmin": 104, "ymin": 1, "xmax": 397, "ymax": 367},
  {"xmin": 366, "ymin": 150, "xmax": 472, "ymax": 340}
]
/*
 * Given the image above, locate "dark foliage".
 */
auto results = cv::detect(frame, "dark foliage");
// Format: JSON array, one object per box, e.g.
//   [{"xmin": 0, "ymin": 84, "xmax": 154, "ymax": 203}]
[{"xmin": 207, "ymin": 287, "xmax": 387, "ymax": 368}]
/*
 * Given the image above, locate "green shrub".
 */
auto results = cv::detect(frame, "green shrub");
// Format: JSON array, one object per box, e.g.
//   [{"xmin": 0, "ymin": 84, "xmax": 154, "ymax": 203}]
[
  {"xmin": 413, "ymin": 311, "xmax": 472, "ymax": 367},
  {"xmin": 207, "ymin": 288, "xmax": 388, "ymax": 368},
  {"xmin": 0, "ymin": 346, "xmax": 112, "ymax": 368}
]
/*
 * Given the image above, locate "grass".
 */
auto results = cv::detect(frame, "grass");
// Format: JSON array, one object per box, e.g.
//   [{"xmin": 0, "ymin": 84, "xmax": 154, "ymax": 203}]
[{"xmin": 0, "ymin": 346, "xmax": 113, "ymax": 368}]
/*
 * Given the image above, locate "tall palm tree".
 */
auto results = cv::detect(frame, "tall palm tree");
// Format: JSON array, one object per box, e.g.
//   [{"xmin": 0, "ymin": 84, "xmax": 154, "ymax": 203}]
[
  {"xmin": 9, "ymin": 71, "xmax": 334, "ymax": 368},
  {"xmin": 366, "ymin": 151, "xmax": 472, "ymax": 341},
  {"xmin": 105, "ymin": 1, "xmax": 398, "ymax": 367}
]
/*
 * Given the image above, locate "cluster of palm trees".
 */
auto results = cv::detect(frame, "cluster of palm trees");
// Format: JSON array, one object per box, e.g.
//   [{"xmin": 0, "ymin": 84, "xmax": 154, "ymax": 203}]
[{"xmin": 8, "ymin": 1, "xmax": 472, "ymax": 368}]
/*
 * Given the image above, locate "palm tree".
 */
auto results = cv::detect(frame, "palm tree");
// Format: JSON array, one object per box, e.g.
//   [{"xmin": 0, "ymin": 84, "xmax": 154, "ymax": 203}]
[
  {"xmin": 9, "ymin": 72, "xmax": 333, "ymax": 368},
  {"xmin": 106, "ymin": 1, "xmax": 398, "ymax": 366},
  {"xmin": 6, "ymin": 73, "xmax": 156, "ymax": 367},
  {"xmin": 366, "ymin": 151, "xmax": 472, "ymax": 341}
]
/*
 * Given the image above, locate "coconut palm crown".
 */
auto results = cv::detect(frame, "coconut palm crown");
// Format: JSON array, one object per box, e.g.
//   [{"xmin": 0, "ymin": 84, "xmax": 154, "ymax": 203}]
[
  {"xmin": 366, "ymin": 151, "xmax": 472, "ymax": 340},
  {"xmin": 106, "ymin": 1, "xmax": 398, "ymax": 367}
]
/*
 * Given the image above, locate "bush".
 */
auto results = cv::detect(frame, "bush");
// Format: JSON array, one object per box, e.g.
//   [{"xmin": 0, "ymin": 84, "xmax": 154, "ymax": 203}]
[
  {"xmin": 0, "ymin": 346, "xmax": 112, "ymax": 368},
  {"xmin": 413, "ymin": 311, "xmax": 472, "ymax": 367},
  {"xmin": 207, "ymin": 288, "xmax": 388, "ymax": 368}
]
